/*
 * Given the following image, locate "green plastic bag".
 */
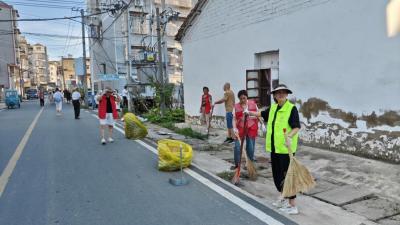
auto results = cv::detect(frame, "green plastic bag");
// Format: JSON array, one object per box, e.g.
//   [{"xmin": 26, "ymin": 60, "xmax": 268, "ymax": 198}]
[
  {"xmin": 158, "ymin": 139, "xmax": 193, "ymax": 171},
  {"xmin": 123, "ymin": 113, "xmax": 148, "ymax": 139}
]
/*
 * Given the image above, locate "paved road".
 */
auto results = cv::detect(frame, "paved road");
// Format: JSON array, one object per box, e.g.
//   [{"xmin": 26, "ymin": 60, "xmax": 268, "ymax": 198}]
[{"xmin": 0, "ymin": 101, "xmax": 294, "ymax": 225}]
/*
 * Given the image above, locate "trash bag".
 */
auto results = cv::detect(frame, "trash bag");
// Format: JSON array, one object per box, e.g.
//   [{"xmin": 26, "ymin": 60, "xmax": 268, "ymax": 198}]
[
  {"xmin": 158, "ymin": 139, "xmax": 193, "ymax": 171},
  {"xmin": 123, "ymin": 113, "xmax": 148, "ymax": 139}
]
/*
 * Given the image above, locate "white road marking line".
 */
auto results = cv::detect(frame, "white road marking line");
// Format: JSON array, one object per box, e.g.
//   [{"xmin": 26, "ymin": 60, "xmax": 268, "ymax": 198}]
[
  {"xmin": 112, "ymin": 124, "xmax": 284, "ymax": 225},
  {"xmin": 0, "ymin": 107, "xmax": 44, "ymax": 198}
]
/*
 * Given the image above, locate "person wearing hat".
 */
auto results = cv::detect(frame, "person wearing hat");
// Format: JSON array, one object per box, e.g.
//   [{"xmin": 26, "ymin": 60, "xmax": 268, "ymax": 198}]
[
  {"xmin": 247, "ymin": 84, "xmax": 301, "ymax": 215},
  {"xmin": 97, "ymin": 87, "xmax": 121, "ymax": 145}
]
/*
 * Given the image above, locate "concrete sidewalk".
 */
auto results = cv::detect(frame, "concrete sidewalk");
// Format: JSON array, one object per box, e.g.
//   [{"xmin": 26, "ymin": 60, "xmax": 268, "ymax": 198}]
[{"xmin": 140, "ymin": 122, "xmax": 400, "ymax": 225}]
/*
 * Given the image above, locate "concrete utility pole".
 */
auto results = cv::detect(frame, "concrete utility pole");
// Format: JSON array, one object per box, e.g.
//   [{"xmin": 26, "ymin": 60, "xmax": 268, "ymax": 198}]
[
  {"xmin": 125, "ymin": 6, "xmax": 134, "ymax": 112},
  {"xmin": 80, "ymin": 9, "xmax": 89, "ymax": 106},
  {"xmin": 156, "ymin": 7, "xmax": 166, "ymax": 116},
  {"xmin": 161, "ymin": 0, "xmax": 169, "ymax": 85}
]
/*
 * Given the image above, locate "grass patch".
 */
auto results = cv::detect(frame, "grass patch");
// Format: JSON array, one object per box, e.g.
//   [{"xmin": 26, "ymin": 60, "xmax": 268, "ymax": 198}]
[
  {"xmin": 216, "ymin": 171, "xmax": 235, "ymax": 181},
  {"xmin": 160, "ymin": 122, "xmax": 207, "ymax": 140}
]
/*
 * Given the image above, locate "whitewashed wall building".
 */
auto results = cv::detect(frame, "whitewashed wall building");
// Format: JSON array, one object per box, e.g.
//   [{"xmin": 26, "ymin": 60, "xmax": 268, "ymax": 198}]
[{"xmin": 176, "ymin": 0, "xmax": 400, "ymax": 163}]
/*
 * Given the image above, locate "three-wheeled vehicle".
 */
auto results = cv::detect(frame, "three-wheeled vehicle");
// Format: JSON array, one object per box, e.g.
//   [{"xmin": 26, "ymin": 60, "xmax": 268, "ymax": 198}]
[{"xmin": 5, "ymin": 90, "xmax": 21, "ymax": 109}]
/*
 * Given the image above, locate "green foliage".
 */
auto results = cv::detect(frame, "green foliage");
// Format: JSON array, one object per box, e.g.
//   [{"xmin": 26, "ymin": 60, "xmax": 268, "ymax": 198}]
[
  {"xmin": 144, "ymin": 108, "xmax": 185, "ymax": 124},
  {"xmin": 144, "ymin": 108, "xmax": 206, "ymax": 140},
  {"xmin": 148, "ymin": 76, "xmax": 175, "ymax": 109}
]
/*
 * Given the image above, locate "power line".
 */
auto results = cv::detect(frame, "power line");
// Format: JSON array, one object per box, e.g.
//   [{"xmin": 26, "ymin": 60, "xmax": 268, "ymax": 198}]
[{"xmin": 0, "ymin": 10, "xmax": 108, "ymax": 22}]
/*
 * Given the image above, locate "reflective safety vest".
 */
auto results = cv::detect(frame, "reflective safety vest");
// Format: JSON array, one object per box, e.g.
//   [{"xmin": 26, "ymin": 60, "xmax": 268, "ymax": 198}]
[
  {"xmin": 235, "ymin": 100, "xmax": 258, "ymax": 138},
  {"xmin": 266, "ymin": 101, "xmax": 298, "ymax": 154}
]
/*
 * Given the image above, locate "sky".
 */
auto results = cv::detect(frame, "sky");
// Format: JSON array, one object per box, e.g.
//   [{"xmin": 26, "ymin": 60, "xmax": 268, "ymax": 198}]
[{"xmin": 5, "ymin": 0, "xmax": 86, "ymax": 61}]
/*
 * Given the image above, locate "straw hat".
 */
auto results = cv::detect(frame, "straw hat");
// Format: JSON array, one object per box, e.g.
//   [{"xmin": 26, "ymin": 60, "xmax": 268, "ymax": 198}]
[{"xmin": 271, "ymin": 84, "xmax": 292, "ymax": 94}]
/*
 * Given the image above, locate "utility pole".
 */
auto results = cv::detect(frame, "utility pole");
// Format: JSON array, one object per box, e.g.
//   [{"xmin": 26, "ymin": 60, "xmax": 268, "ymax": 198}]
[
  {"xmin": 80, "ymin": 9, "xmax": 89, "ymax": 106},
  {"xmin": 156, "ymin": 7, "xmax": 166, "ymax": 115},
  {"xmin": 161, "ymin": 0, "xmax": 169, "ymax": 85},
  {"xmin": 125, "ymin": 6, "xmax": 134, "ymax": 112}
]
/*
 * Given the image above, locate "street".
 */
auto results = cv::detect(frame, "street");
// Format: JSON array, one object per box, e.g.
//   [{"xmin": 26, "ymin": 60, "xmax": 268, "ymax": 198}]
[{"xmin": 0, "ymin": 101, "xmax": 294, "ymax": 225}]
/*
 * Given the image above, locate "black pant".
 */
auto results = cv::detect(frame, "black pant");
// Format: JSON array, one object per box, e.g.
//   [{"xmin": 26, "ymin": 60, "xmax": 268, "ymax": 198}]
[
  {"xmin": 271, "ymin": 152, "xmax": 296, "ymax": 199},
  {"xmin": 72, "ymin": 100, "xmax": 80, "ymax": 118},
  {"xmin": 40, "ymin": 98, "xmax": 44, "ymax": 107},
  {"xmin": 123, "ymin": 96, "xmax": 128, "ymax": 108}
]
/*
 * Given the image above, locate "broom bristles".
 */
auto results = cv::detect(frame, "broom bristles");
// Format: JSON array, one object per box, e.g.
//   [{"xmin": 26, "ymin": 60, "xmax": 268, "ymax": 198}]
[
  {"xmin": 282, "ymin": 157, "xmax": 316, "ymax": 197},
  {"xmin": 246, "ymin": 159, "xmax": 257, "ymax": 181}
]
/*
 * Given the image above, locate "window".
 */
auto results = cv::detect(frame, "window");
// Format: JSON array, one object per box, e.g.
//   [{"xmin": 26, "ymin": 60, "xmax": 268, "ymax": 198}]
[{"xmin": 246, "ymin": 69, "xmax": 272, "ymax": 107}]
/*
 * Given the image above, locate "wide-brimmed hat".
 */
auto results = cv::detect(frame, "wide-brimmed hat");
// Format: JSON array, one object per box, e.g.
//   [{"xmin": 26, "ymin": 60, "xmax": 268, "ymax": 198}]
[{"xmin": 271, "ymin": 84, "xmax": 293, "ymax": 94}]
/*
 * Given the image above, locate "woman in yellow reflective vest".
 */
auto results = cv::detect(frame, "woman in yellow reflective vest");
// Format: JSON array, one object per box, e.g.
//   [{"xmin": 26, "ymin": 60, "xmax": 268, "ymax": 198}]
[{"xmin": 247, "ymin": 84, "xmax": 301, "ymax": 215}]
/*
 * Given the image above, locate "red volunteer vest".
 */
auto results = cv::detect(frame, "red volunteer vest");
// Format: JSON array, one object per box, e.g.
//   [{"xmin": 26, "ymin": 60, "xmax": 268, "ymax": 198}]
[
  {"xmin": 235, "ymin": 100, "xmax": 258, "ymax": 138},
  {"xmin": 98, "ymin": 95, "xmax": 119, "ymax": 119}
]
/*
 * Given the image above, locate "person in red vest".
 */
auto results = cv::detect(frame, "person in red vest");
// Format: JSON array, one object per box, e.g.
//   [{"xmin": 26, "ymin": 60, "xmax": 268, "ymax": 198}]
[
  {"xmin": 97, "ymin": 87, "xmax": 121, "ymax": 145},
  {"xmin": 231, "ymin": 90, "xmax": 259, "ymax": 170},
  {"xmin": 199, "ymin": 86, "xmax": 213, "ymax": 127}
]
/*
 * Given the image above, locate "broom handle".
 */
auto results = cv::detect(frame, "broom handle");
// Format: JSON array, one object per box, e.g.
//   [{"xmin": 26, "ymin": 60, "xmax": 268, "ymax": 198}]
[
  {"xmin": 283, "ymin": 128, "xmax": 294, "ymax": 158},
  {"xmin": 236, "ymin": 114, "xmax": 248, "ymax": 168}
]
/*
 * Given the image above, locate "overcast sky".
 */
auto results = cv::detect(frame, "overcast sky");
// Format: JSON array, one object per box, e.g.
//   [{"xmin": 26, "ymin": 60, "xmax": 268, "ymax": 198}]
[{"xmin": 6, "ymin": 0, "xmax": 86, "ymax": 60}]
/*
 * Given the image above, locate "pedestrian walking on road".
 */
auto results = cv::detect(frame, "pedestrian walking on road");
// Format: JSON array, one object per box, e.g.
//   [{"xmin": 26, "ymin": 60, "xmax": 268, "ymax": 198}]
[
  {"xmin": 38, "ymin": 89, "xmax": 45, "ymax": 107},
  {"xmin": 53, "ymin": 88, "xmax": 64, "ymax": 115},
  {"xmin": 97, "ymin": 87, "xmax": 121, "ymax": 145},
  {"xmin": 200, "ymin": 87, "xmax": 212, "ymax": 127},
  {"xmin": 232, "ymin": 90, "xmax": 258, "ymax": 170},
  {"xmin": 247, "ymin": 84, "xmax": 301, "ymax": 215},
  {"xmin": 72, "ymin": 88, "xmax": 81, "ymax": 119},
  {"xmin": 122, "ymin": 85, "xmax": 129, "ymax": 109},
  {"xmin": 213, "ymin": 82, "xmax": 236, "ymax": 143}
]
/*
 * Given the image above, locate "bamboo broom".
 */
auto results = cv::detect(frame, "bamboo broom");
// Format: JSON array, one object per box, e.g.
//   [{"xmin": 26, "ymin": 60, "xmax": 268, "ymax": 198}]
[
  {"xmin": 231, "ymin": 114, "xmax": 257, "ymax": 184},
  {"xmin": 282, "ymin": 128, "xmax": 316, "ymax": 197}
]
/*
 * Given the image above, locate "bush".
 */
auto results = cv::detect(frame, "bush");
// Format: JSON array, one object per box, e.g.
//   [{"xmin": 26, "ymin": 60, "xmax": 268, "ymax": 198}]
[
  {"xmin": 145, "ymin": 108, "xmax": 185, "ymax": 124},
  {"xmin": 144, "ymin": 108, "xmax": 206, "ymax": 140}
]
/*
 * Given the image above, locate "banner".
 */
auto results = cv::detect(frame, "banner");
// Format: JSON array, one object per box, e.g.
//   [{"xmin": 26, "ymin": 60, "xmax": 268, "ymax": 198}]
[{"xmin": 97, "ymin": 74, "xmax": 119, "ymax": 81}]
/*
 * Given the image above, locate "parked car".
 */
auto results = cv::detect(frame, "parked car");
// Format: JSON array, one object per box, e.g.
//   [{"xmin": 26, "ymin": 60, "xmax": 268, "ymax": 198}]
[
  {"xmin": 26, "ymin": 89, "xmax": 38, "ymax": 99},
  {"xmin": 5, "ymin": 90, "xmax": 20, "ymax": 109}
]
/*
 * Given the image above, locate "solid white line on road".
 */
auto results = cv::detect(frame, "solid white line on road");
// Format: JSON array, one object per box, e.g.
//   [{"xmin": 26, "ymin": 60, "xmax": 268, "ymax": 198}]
[
  {"xmin": 111, "ymin": 124, "xmax": 284, "ymax": 225},
  {"xmin": 0, "ymin": 107, "xmax": 44, "ymax": 198}
]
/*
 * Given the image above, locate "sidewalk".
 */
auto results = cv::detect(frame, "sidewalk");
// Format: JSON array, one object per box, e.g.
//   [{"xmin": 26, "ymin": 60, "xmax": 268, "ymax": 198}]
[
  {"xmin": 0, "ymin": 102, "xmax": 5, "ymax": 110},
  {"xmin": 141, "ymin": 122, "xmax": 400, "ymax": 225}
]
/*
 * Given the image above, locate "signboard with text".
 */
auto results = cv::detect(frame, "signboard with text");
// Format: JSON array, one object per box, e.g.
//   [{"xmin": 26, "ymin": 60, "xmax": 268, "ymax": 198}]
[{"xmin": 97, "ymin": 74, "xmax": 119, "ymax": 81}]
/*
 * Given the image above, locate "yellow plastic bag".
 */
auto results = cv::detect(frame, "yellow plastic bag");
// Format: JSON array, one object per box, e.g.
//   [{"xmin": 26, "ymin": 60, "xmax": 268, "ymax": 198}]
[
  {"xmin": 158, "ymin": 139, "xmax": 193, "ymax": 171},
  {"xmin": 123, "ymin": 113, "xmax": 148, "ymax": 139}
]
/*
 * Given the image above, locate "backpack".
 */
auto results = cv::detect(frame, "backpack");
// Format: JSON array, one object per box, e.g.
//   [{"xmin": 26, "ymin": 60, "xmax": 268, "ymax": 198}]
[{"xmin": 54, "ymin": 93, "xmax": 62, "ymax": 103}]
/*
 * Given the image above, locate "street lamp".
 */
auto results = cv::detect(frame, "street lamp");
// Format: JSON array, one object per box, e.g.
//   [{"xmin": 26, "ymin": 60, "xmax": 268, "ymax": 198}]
[{"xmin": 387, "ymin": 0, "xmax": 400, "ymax": 37}]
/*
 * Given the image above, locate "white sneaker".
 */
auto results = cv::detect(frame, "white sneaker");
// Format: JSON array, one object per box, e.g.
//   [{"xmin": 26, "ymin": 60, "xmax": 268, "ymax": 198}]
[
  {"xmin": 108, "ymin": 137, "xmax": 114, "ymax": 143},
  {"xmin": 101, "ymin": 138, "xmax": 106, "ymax": 145},
  {"xmin": 272, "ymin": 198, "xmax": 288, "ymax": 208},
  {"xmin": 279, "ymin": 205, "xmax": 299, "ymax": 215}
]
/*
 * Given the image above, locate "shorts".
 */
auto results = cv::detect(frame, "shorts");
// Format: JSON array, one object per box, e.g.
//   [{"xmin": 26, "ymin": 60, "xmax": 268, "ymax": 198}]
[
  {"xmin": 226, "ymin": 112, "xmax": 233, "ymax": 129},
  {"xmin": 100, "ymin": 113, "xmax": 115, "ymax": 126},
  {"xmin": 55, "ymin": 102, "xmax": 62, "ymax": 111}
]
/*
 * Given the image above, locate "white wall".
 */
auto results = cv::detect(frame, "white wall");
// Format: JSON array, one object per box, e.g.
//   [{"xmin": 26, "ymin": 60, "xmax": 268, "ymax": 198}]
[{"xmin": 182, "ymin": 0, "xmax": 400, "ymax": 117}]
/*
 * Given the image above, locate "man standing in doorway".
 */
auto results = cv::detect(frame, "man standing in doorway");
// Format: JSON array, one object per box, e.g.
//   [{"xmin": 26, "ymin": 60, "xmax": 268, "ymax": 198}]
[
  {"xmin": 72, "ymin": 88, "xmax": 81, "ymax": 119},
  {"xmin": 213, "ymin": 82, "xmax": 236, "ymax": 143}
]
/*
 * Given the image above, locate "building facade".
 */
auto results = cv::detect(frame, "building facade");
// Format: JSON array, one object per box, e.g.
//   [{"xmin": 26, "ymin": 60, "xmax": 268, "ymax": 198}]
[
  {"xmin": 30, "ymin": 44, "xmax": 49, "ymax": 89},
  {"xmin": 61, "ymin": 56, "xmax": 91, "ymax": 90},
  {"xmin": 87, "ymin": 0, "xmax": 194, "ymax": 94},
  {"xmin": 177, "ymin": 0, "xmax": 400, "ymax": 163},
  {"xmin": 48, "ymin": 61, "xmax": 60, "ymax": 89},
  {"xmin": 0, "ymin": 1, "xmax": 19, "ymax": 99},
  {"xmin": 17, "ymin": 36, "xmax": 31, "ymax": 95}
]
